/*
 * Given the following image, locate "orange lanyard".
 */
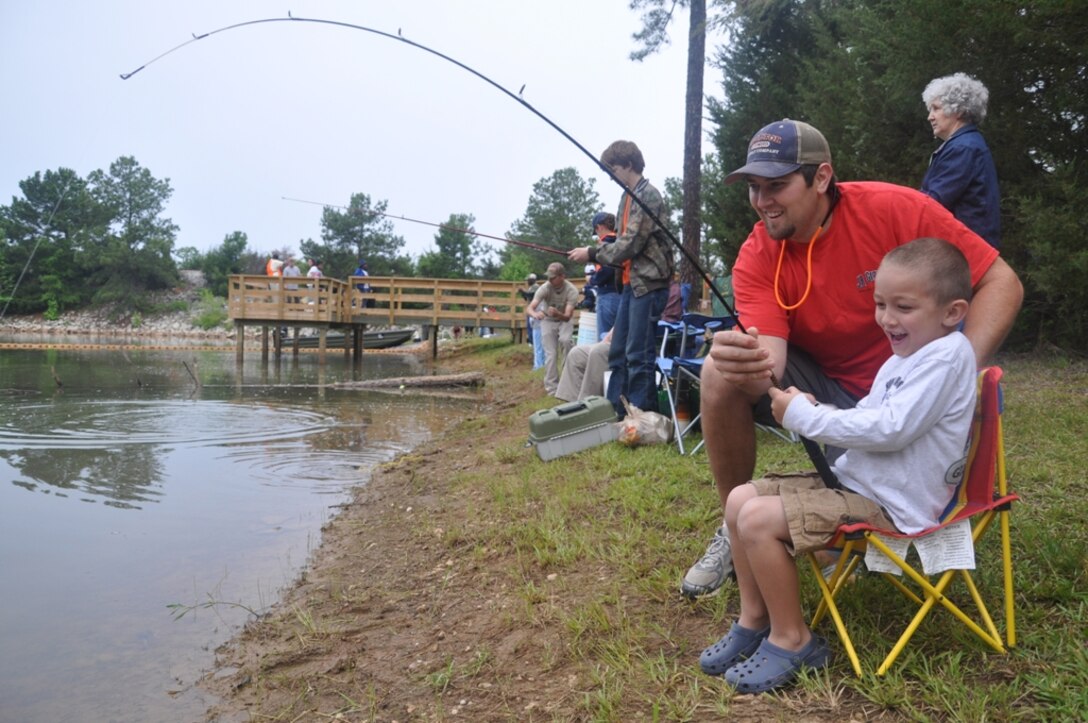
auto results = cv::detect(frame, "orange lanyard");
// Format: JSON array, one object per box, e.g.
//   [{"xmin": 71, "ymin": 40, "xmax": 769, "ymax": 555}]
[
  {"xmin": 773, "ymin": 224, "xmax": 824, "ymax": 311},
  {"xmin": 772, "ymin": 199, "xmax": 835, "ymax": 312}
]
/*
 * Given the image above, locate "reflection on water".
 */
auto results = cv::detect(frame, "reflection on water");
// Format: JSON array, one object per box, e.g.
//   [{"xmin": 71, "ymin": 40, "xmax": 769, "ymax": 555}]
[{"xmin": 0, "ymin": 347, "xmax": 473, "ymax": 722}]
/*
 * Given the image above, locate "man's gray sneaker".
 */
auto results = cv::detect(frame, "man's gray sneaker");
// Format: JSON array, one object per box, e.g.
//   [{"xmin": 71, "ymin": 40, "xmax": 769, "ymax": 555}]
[{"xmin": 681, "ymin": 527, "xmax": 733, "ymax": 599}]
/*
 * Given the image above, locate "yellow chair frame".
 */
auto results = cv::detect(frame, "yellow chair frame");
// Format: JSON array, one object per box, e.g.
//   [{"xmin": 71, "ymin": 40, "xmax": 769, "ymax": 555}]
[{"xmin": 806, "ymin": 366, "xmax": 1018, "ymax": 677}]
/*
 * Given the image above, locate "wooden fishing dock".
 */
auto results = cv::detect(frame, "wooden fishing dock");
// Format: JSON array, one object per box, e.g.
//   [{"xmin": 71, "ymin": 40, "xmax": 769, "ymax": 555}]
[{"xmin": 228, "ymin": 275, "xmax": 535, "ymax": 362}]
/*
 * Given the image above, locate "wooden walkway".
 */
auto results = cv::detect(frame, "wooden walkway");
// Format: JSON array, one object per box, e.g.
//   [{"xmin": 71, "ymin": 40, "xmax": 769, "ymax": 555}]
[{"xmin": 228, "ymin": 275, "xmax": 537, "ymax": 361}]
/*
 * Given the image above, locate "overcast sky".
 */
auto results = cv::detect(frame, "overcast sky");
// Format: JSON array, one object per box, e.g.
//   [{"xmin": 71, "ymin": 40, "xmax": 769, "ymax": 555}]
[{"xmin": 1, "ymin": 1, "xmax": 725, "ymax": 265}]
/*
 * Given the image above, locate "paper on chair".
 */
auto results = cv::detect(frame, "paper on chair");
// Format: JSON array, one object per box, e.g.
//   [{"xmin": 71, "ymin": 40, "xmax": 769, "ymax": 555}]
[
  {"xmin": 915, "ymin": 520, "xmax": 975, "ymax": 574},
  {"xmin": 864, "ymin": 536, "xmax": 912, "ymax": 575},
  {"xmin": 863, "ymin": 520, "xmax": 975, "ymax": 576}
]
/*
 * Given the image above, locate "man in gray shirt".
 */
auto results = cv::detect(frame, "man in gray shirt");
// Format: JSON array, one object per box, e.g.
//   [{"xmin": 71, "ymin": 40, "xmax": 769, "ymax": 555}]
[{"xmin": 529, "ymin": 262, "xmax": 580, "ymax": 395}]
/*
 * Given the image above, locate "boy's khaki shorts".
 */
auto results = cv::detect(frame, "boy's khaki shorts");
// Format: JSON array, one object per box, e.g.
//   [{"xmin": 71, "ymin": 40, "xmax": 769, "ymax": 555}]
[{"xmin": 750, "ymin": 473, "xmax": 897, "ymax": 555}]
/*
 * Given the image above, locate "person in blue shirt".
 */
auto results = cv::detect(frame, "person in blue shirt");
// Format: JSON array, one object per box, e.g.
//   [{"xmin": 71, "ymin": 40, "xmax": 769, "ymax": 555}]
[
  {"xmin": 921, "ymin": 73, "xmax": 1001, "ymax": 248},
  {"xmin": 587, "ymin": 211, "xmax": 621, "ymax": 339},
  {"xmin": 353, "ymin": 259, "xmax": 374, "ymax": 307}
]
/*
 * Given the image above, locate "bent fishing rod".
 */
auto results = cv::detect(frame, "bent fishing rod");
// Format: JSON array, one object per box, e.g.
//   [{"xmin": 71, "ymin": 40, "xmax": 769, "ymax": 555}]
[
  {"xmin": 123, "ymin": 17, "xmax": 840, "ymax": 488},
  {"xmin": 119, "ymin": 13, "xmax": 744, "ymax": 330},
  {"xmin": 281, "ymin": 195, "xmax": 567, "ymax": 256}
]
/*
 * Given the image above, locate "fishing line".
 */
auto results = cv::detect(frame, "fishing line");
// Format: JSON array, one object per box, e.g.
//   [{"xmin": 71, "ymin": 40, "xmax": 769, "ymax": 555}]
[
  {"xmin": 0, "ymin": 175, "xmax": 75, "ymax": 321},
  {"xmin": 119, "ymin": 13, "xmax": 744, "ymax": 329},
  {"xmin": 280, "ymin": 196, "xmax": 567, "ymax": 256}
]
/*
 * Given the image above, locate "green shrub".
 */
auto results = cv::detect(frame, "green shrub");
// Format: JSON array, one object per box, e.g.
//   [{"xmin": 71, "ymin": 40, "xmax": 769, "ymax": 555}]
[{"xmin": 193, "ymin": 289, "xmax": 228, "ymax": 330}]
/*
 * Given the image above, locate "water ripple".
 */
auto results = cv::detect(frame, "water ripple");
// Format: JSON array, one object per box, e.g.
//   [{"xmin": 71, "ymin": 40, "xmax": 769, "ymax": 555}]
[{"xmin": 0, "ymin": 400, "xmax": 333, "ymax": 449}]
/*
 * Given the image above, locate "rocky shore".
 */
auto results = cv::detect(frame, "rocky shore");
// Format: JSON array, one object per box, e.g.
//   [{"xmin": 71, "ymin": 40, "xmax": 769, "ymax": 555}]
[
  {"xmin": 0, "ymin": 313, "xmax": 234, "ymax": 339},
  {"xmin": 0, "ymin": 289, "xmax": 232, "ymax": 340}
]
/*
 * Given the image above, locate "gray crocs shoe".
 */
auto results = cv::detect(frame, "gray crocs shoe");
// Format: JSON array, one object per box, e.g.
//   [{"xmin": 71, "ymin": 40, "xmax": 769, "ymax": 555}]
[
  {"xmin": 699, "ymin": 623, "xmax": 770, "ymax": 675},
  {"xmin": 681, "ymin": 527, "xmax": 733, "ymax": 599},
  {"xmin": 723, "ymin": 635, "xmax": 832, "ymax": 693}
]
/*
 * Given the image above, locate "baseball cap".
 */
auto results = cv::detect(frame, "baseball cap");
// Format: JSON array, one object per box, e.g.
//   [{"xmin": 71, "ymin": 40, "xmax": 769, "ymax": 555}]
[
  {"xmin": 724, "ymin": 119, "xmax": 831, "ymax": 185},
  {"xmin": 545, "ymin": 262, "xmax": 565, "ymax": 279},
  {"xmin": 591, "ymin": 211, "xmax": 610, "ymax": 228}
]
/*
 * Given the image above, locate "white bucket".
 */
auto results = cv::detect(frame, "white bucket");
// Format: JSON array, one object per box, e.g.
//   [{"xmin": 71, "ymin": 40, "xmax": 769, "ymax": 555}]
[{"xmin": 576, "ymin": 311, "xmax": 597, "ymax": 346}]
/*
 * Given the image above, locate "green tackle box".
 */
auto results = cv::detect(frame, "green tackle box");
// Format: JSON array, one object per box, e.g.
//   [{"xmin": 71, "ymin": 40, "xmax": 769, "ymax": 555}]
[{"xmin": 528, "ymin": 395, "xmax": 618, "ymax": 461}]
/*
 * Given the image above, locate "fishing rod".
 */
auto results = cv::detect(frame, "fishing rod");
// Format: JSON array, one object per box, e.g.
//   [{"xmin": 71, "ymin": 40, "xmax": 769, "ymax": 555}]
[
  {"xmin": 121, "ymin": 14, "xmax": 840, "ymax": 487},
  {"xmin": 118, "ymin": 13, "xmax": 745, "ymax": 331},
  {"xmin": 281, "ymin": 195, "xmax": 567, "ymax": 256}
]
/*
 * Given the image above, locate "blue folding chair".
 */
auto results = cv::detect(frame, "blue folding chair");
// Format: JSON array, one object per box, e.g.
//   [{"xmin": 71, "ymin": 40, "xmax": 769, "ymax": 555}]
[
  {"xmin": 652, "ymin": 308, "xmax": 800, "ymax": 452},
  {"xmin": 655, "ymin": 319, "xmax": 685, "ymax": 445},
  {"xmin": 657, "ymin": 314, "xmax": 734, "ymax": 454}
]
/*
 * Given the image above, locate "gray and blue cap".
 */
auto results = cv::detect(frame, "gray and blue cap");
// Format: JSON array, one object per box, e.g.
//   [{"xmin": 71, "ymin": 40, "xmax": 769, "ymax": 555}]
[{"xmin": 724, "ymin": 119, "xmax": 832, "ymax": 185}]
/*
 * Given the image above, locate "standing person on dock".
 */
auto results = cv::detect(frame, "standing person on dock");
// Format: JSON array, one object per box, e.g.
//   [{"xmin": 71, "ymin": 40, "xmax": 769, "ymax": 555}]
[
  {"xmin": 353, "ymin": 259, "xmax": 374, "ymax": 308},
  {"xmin": 568, "ymin": 140, "xmax": 674, "ymax": 417},
  {"xmin": 266, "ymin": 251, "xmax": 283, "ymax": 277},
  {"xmin": 282, "ymin": 256, "xmax": 301, "ymax": 302},
  {"xmin": 528, "ymin": 262, "xmax": 579, "ymax": 396}
]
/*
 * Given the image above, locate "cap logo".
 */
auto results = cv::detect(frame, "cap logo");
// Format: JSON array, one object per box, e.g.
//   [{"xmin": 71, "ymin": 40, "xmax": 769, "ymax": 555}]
[{"xmin": 723, "ymin": 119, "xmax": 830, "ymax": 185}]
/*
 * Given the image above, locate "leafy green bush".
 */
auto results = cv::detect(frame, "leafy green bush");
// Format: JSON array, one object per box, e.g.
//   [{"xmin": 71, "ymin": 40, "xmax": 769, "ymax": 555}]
[
  {"xmin": 43, "ymin": 297, "xmax": 59, "ymax": 321},
  {"xmin": 192, "ymin": 289, "xmax": 228, "ymax": 330}
]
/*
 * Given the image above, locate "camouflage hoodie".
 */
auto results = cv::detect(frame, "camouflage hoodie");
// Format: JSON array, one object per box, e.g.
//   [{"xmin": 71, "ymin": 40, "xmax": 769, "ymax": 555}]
[{"xmin": 589, "ymin": 177, "xmax": 675, "ymax": 297}]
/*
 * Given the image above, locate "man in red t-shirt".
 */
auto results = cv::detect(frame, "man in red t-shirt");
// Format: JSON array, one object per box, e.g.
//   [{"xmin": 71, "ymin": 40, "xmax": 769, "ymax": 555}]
[{"xmin": 681, "ymin": 119, "xmax": 1023, "ymax": 599}]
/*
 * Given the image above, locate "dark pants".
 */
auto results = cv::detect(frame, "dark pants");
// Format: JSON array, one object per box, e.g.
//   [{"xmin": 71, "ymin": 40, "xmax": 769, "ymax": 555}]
[{"xmin": 606, "ymin": 285, "xmax": 668, "ymax": 417}]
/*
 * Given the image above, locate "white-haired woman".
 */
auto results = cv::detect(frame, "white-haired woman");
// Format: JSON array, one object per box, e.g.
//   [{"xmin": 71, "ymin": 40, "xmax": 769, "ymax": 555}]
[{"xmin": 921, "ymin": 72, "xmax": 1001, "ymax": 248}]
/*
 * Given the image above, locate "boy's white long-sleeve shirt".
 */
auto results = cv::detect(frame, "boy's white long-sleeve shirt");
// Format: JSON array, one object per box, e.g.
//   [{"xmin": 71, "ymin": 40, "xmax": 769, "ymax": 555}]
[{"xmin": 782, "ymin": 332, "xmax": 977, "ymax": 533}]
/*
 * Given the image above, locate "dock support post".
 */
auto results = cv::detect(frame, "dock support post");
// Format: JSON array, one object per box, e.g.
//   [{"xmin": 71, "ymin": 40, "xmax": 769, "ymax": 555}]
[{"xmin": 235, "ymin": 322, "xmax": 245, "ymax": 363}]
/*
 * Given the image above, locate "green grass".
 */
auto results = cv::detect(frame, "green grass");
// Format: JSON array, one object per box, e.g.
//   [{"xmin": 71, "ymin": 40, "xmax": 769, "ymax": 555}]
[
  {"xmin": 443, "ymin": 348, "xmax": 1088, "ymax": 721},
  {"xmin": 221, "ymin": 341, "xmax": 1087, "ymax": 721}
]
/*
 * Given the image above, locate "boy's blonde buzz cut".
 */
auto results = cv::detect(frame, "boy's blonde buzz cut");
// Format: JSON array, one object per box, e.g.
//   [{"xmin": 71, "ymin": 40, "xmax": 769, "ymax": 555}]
[{"xmin": 882, "ymin": 237, "xmax": 972, "ymax": 305}]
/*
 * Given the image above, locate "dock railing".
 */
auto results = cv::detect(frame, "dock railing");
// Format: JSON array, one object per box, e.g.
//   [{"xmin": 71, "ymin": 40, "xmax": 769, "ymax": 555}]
[
  {"xmin": 343, "ymin": 276, "xmax": 529, "ymax": 331},
  {"xmin": 229, "ymin": 274, "xmax": 538, "ymax": 334},
  {"xmin": 228, "ymin": 275, "xmax": 349, "ymax": 324}
]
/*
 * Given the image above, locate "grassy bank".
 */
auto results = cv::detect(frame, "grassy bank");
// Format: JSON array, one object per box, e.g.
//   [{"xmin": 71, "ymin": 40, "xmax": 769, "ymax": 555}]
[{"xmin": 205, "ymin": 340, "xmax": 1087, "ymax": 722}]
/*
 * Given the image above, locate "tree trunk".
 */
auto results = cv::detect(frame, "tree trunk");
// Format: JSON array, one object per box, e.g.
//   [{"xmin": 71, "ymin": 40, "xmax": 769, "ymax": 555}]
[{"xmin": 681, "ymin": 0, "xmax": 706, "ymax": 309}]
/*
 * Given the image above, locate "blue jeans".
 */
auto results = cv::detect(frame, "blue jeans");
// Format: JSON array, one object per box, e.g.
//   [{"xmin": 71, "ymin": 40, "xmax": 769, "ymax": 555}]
[
  {"xmin": 606, "ymin": 285, "xmax": 668, "ymax": 417},
  {"xmin": 594, "ymin": 291, "xmax": 620, "ymax": 340},
  {"xmin": 530, "ymin": 317, "xmax": 546, "ymax": 369}
]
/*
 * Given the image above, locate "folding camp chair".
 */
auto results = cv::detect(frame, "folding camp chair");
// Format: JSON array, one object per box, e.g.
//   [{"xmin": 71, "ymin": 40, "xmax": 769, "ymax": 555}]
[
  {"xmin": 807, "ymin": 366, "xmax": 1018, "ymax": 677},
  {"xmin": 657, "ymin": 312, "xmax": 800, "ymax": 454},
  {"xmin": 656, "ymin": 314, "xmax": 734, "ymax": 454},
  {"xmin": 655, "ymin": 319, "xmax": 690, "ymax": 452}
]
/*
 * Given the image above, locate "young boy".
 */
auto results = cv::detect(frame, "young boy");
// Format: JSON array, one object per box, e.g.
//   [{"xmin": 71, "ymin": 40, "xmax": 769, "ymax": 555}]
[
  {"xmin": 699, "ymin": 237, "xmax": 978, "ymax": 693},
  {"xmin": 567, "ymin": 141, "xmax": 675, "ymax": 417}
]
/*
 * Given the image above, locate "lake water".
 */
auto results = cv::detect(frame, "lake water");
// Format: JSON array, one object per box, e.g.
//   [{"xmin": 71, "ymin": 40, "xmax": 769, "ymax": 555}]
[{"xmin": 0, "ymin": 345, "xmax": 474, "ymax": 722}]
